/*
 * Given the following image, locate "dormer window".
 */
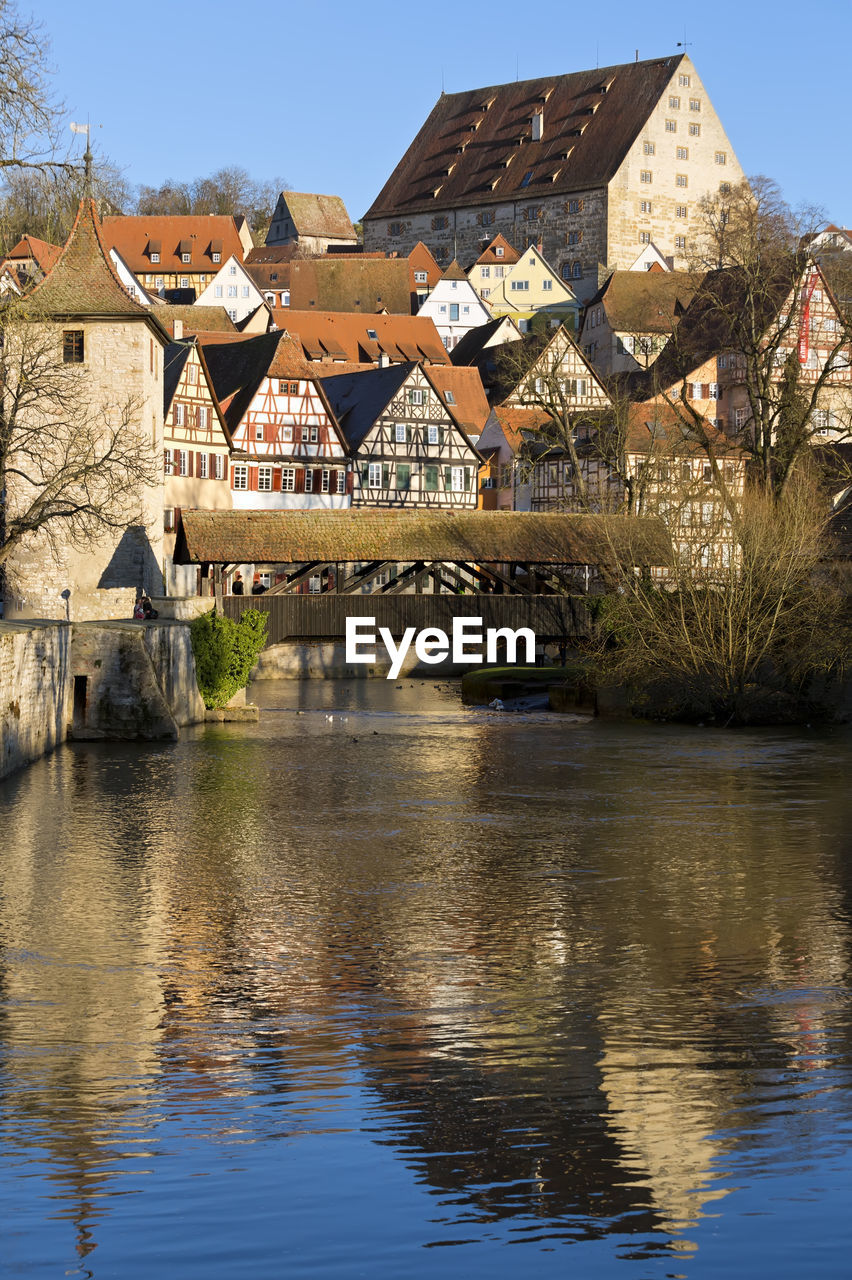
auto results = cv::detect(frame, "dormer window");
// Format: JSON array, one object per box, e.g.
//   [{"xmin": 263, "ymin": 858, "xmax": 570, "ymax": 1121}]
[
  {"xmin": 150, "ymin": 252, "xmax": 160, "ymax": 264},
  {"xmin": 178, "ymin": 239, "xmax": 192, "ymax": 264},
  {"xmin": 212, "ymin": 253, "xmax": 221, "ymax": 263},
  {"xmin": 496, "ymin": 247, "xmax": 504, "ymax": 257},
  {"xmin": 181, "ymin": 253, "xmax": 190, "ymax": 264}
]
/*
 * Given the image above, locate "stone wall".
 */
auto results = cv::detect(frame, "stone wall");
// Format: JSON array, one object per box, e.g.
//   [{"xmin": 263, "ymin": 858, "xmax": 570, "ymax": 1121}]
[
  {"xmin": 69, "ymin": 621, "xmax": 206, "ymax": 740},
  {"xmin": 0, "ymin": 621, "xmax": 71, "ymax": 780}
]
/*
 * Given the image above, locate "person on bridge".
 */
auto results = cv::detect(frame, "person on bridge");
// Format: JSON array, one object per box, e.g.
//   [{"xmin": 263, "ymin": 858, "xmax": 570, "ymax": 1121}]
[{"xmin": 232, "ymin": 572, "xmax": 244, "ymax": 596}]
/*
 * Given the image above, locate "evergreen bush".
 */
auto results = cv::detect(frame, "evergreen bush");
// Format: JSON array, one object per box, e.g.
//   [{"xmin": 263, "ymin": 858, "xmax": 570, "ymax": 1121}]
[{"xmin": 190, "ymin": 608, "xmax": 268, "ymax": 709}]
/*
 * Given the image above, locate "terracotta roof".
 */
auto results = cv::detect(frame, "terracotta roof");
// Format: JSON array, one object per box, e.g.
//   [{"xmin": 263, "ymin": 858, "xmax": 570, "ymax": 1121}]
[
  {"xmin": 175, "ymin": 507, "xmax": 672, "ymax": 567},
  {"xmin": 289, "ymin": 257, "xmax": 412, "ymax": 313},
  {"xmin": 366, "ymin": 55, "xmax": 687, "ymax": 218},
  {"xmin": 490, "ymin": 404, "xmax": 553, "ymax": 451},
  {"xmin": 245, "ymin": 245, "xmax": 299, "ymax": 265},
  {"xmin": 29, "ymin": 200, "xmax": 167, "ymax": 334},
  {"xmin": 275, "ymin": 193, "xmax": 356, "ymax": 241},
  {"xmin": 272, "ymin": 309, "xmax": 450, "ymax": 366},
  {"xmin": 152, "ymin": 304, "xmax": 238, "ymax": 335},
  {"xmin": 471, "ymin": 233, "xmax": 520, "ymax": 267},
  {"xmin": 4, "ymin": 234, "xmax": 62, "ymax": 272},
  {"xmin": 587, "ymin": 270, "xmax": 704, "ymax": 333},
  {"xmin": 425, "ymin": 365, "xmax": 491, "ymax": 435},
  {"xmin": 408, "ymin": 241, "xmax": 442, "ymax": 289},
  {"xmin": 441, "ymin": 259, "xmax": 468, "ymax": 282},
  {"xmin": 624, "ymin": 401, "xmax": 744, "ymax": 456},
  {"xmin": 244, "ymin": 262, "xmax": 291, "ymax": 292},
  {"xmin": 101, "ymin": 215, "xmax": 248, "ymax": 275},
  {"xmin": 202, "ymin": 330, "xmax": 320, "ymax": 436}
]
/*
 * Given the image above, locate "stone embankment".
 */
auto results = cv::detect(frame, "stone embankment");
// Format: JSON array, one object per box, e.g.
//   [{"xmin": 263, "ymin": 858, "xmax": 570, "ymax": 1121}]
[{"xmin": 1, "ymin": 618, "xmax": 207, "ymax": 781}]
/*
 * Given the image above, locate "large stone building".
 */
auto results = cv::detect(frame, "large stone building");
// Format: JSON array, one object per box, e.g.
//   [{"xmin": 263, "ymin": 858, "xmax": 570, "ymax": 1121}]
[{"xmin": 363, "ymin": 55, "xmax": 743, "ymax": 300}]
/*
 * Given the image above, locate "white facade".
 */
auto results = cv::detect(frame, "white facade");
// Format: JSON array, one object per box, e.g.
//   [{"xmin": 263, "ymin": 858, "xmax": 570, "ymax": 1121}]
[
  {"xmin": 196, "ymin": 256, "xmax": 266, "ymax": 324},
  {"xmin": 418, "ymin": 273, "xmax": 493, "ymax": 352}
]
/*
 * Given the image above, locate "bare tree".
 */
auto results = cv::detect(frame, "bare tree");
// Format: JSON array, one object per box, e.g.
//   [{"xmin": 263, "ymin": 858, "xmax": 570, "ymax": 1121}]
[
  {"xmin": 0, "ymin": 158, "xmax": 132, "ymax": 253},
  {"xmin": 136, "ymin": 167, "xmax": 287, "ymax": 242},
  {"xmin": 0, "ymin": 299, "xmax": 159, "ymax": 581}
]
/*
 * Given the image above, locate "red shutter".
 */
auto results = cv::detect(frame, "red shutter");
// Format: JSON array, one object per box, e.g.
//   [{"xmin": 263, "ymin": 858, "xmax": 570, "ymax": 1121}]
[
  {"xmin": 295, "ymin": 468, "xmax": 305, "ymax": 494},
  {"xmin": 187, "ymin": 451, "xmax": 194, "ymax": 478},
  {"xmin": 702, "ymin": 383, "xmax": 710, "ymax": 400},
  {"xmin": 209, "ymin": 452, "xmax": 215, "ymax": 478},
  {"xmin": 249, "ymin": 467, "xmax": 258, "ymax": 491},
  {"xmin": 346, "ymin": 471, "xmax": 354, "ymax": 495}
]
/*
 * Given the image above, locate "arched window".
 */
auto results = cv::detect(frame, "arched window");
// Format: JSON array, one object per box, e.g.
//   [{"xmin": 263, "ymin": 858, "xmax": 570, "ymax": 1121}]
[{"xmin": 572, "ymin": 261, "xmax": 582, "ymax": 279}]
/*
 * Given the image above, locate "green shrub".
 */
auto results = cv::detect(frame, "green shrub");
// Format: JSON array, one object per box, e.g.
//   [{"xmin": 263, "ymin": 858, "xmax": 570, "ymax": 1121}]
[{"xmin": 190, "ymin": 608, "xmax": 268, "ymax": 709}]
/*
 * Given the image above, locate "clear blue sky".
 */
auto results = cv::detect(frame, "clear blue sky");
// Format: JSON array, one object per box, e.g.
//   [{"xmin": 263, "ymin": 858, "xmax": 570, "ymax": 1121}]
[{"xmin": 32, "ymin": 0, "xmax": 851, "ymax": 225}]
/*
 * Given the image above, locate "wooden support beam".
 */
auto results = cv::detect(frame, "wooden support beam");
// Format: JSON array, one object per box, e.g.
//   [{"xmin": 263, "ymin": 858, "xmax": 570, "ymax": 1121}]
[
  {"xmin": 265, "ymin": 562, "xmax": 324, "ymax": 595},
  {"xmin": 380, "ymin": 561, "xmax": 427, "ymax": 594}
]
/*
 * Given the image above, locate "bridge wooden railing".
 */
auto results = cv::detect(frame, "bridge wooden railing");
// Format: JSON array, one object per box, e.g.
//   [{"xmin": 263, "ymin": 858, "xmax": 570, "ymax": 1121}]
[{"xmin": 221, "ymin": 593, "xmax": 592, "ymax": 645}]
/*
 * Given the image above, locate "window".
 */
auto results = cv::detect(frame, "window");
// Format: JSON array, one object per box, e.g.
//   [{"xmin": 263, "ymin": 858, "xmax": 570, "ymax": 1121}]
[
  {"xmin": 63, "ymin": 330, "xmax": 84, "ymax": 363},
  {"xmin": 408, "ymin": 388, "xmax": 424, "ymax": 406},
  {"xmin": 675, "ymin": 235, "xmax": 686, "ymax": 250},
  {"xmin": 708, "ymin": 382, "xmax": 719, "ymax": 399},
  {"xmin": 542, "ymin": 278, "xmax": 552, "ymax": 291},
  {"xmin": 444, "ymin": 389, "xmax": 456, "ymax": 404},
  {"xmin": 640, "ymin": 199, "xmax": 652, "ymax": 213},
  {"xmin": 336, "ymin": 470, "xmax": 346, "ymax": 494},
  {"xmin": 214, "ymin": 454, "xmax": 225, "ymax": 480},
  {"xmin": 366, "ymin": 328, "xmax": 378, "ymax": 340},
  {"xmin": 233, "ymin": 465, "xmax": 249, "ymax": 490},
  {"xmin": 566, "ymin": 198, "xmax": 584, "ymax": 213},
  {"xmin": 228, "ymin": 285, "xmax": 238, "ymax": 297},
  {"xmin": 414, "ymin": 270, "xmax": 428, "ymax": 283},
  {"xmin": 639, "ymin": 231, "xmax": 651, "ymax": 244},
  {"xmin": 177, "ymin": 449, "xmax": 189, "ymax": 476},
  {"xmin": 676, "ymin": 174, "xmax": 688, "ymax": 187},
  {"xmin": 449, "ymin": 466, "xmax": 470, "ymax": 492},
  {"xmin": 150, "ymin": 252, "xmax": 160, "ymax": 264},
  {"xmin": 640, "ymin": 170, "xmax": 652, "ymax": 184},
  {"xmin": 281, "ymin": 467, "xmax": 295, "ymax": 492},
  {"xmin": 495, "ymin": 246, "xmax": 504, "ymax": 257},
  {"xmin": 427, "ymin": 424, "xmax": 440, "ymax": 445},
  {"xmin": 449, "ymin": 302, "xmax": 459, "ymax": 321},
  {"xmin": 689, "ymin": 98, "xmax": 701, "ymax": 111},
  {"xmin": 212, "ymin": 252, "xmax": 220, "ymax": 263},
  {"xmin": 229, "ymin": 264, "xmax": 237, "ymax": 276},
  {"xmin": 679, "ymin": 73, "xmax": 690, "ymax": 86},
  {"xmin": 164, "ymin": 508, "xmax": 174, "ymax": 531},
  {"xmin": 180, "ymin": 276, "xmax": 189, "ymax": 288},
  {"xmin": 689, "ymin": 122, "xmax": 701, "ymax": 137},
  {"xmin": 304, "ymin": 469, "xmax": 313, "ymax": 492},
  {"xmin": 677, "ymin": 146, "xmax": 689, "ymax": 160},
  {"xmin": 396, "ymin": 463, "xmax": 411, "ymax": 490},
  {"xmin": 198, "ymin": 452, "xmax": 208, "ymax": 478},
  {"xmin": 281, "ymin": 426, "xmax": 293, "ymax": 442},
  {"xmin": 567, "ymin": 230, "xmax": 582, "ymax": 245},
  {"xmin": 572, "ymin": 261, "xmax": 581, "ymax": 279},
  {"xmin": 676, "ymin": 204, "xmax": 687, "ymax": 219},
  {"xmin": 181, "ymin": 253, "xmax": 190, "ymax": 264},
  {"xmin": 388, "ymin": 221, "xmax": 403, "ymax": 237},
  {"xmin": 368, "ymin": 462, "xmax": 382, "ymax": 488},
  {"xmin": 719, "ymin": 182, "xmax": 731, "ymax": 195},
  {"xmin": 669, "ymin": 95, "xmax": 680, "ymax": 109},
  {"xmin": 163, "ymin": 448, "xmax": 173, "ymax": 475},
  {"xmin": 242, "ymin": 286, "xmax": 250, "ymax": 297},
  {"xmin": 155, "ymin": 276, "xmax": 163, "ymax": 289},
  {"xmin": 174, "ymin": 403, "xmax": 185, "ymax": 427},
  {"xmin": 480, "ymin": 210, "xmax": 495, "ymax": 225},
  {"xmin": 214, "ymin": 285, "xmax": 223, "ymax": 298},
  {"xmin": 254, "ymin": 423, "xmax": 264, "ymax": 441},
  {"xmin": 309, "ymin": 426, "xmax": 319, "ymax": 443},
  {"xmin": 228, "ymin": 309, "xmax": 237, "ymax": 321},
  {"xmin": 395, "ymin": 422, "xmax": 407, "ymax": 443},
  {"xmin": 282, "ymin": 290, "xmax": 290, "ymax": 306},
  {"xmin": 432, "ymin": 215, "xmax": 449, "ymax": 230},
  {"xmin": 481, "ymin": 288, "xmax": 490, "ymax": 298},
  {"xmin": 643, "ymin": 141, "xmax": 655, "ymax": 155},
  {"xmin": 510, "ymin": 279, "xmax": 530, "ymax": 291},
  {"xmin": 520, "ymin": 170, "xmax": 533, "ymax": 187},
  {"xmin": 715, "ymin": 151, "xmax": 726, "ymax": 165},
  {"xmin": 289, "ymin": 381, "xmax": 299, "ymax": 394}
]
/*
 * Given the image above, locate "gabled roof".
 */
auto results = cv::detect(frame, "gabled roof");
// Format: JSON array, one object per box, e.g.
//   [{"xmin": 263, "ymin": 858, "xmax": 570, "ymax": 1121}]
[
  {"xmin": 272, "ymin": 309, "xmax": 450, "ymax": 366},
  {"xmin": 275, "ymin": 192, "xmax": 356, "ymax": 241},
  {"xmin": 29, "ymin": 200, "xmax": 168, "ymax": 339},
  {"xmin": 318, "ymin": 363, "xmax": 414, "ymax": 448},
  {"xmin": 365, "ymin": 55, "xmax": 687, "ymax": 218},
  {"xmin": 623, "ymin": 401, "xmax": 744, "ymax": 456},
  {"xmin": 289, "ymin": 257, "xmax": 411, "ymax": 313},
  {"xmin": 4, "ymin": 234, "xmax": 62, "ymax": 273},
  {"xmin": 586, "ymin": 270, "xmax": 704, "ymax": 333},
  {"xmin": 201, "ymin": 329, "xmax": 326, "ymax": 438},
  {"xmin": 470, "ymin": 233, "xmax": 520, "ymax": 267},
  {"xmin": 441, "ymin": 259, "xmax": 468, "ymax": 282},
  {"xmin": 101, "ymin": 215, "xmax": 248, "ymax": 274},
  {"xmin": 163, "ymin": 338, "xmax": 234, "ymax": 447},
  {"xmin": 245, "ymin": 244, "xmax": 299, "ymax": 265},
  {"xmin": 488, "ymin": 404, "xmax": 553, "ymax": 452}
]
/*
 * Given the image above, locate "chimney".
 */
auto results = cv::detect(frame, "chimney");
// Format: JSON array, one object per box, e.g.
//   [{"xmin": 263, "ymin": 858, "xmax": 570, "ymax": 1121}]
[
  {"xmin": 378, "ymin": 351, "xmax": 390, "ymax": 368},
  {"xmin": 531, "ymin": 110, "xmax": 543, "ymax": 142},
  {"xmin": 174, "ymin": 319, "xmax": 184, "ymax": 340}
]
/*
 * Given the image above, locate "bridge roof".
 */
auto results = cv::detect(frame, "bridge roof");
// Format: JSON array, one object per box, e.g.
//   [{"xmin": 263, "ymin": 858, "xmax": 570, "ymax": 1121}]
[{"xmin": 174, "ymin": 508, "xmax": 671, "ymax": 567}]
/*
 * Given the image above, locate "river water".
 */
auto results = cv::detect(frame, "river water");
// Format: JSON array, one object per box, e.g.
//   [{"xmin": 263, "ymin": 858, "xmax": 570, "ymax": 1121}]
[{"xmin": 1, "ymin": 679, "xmax": 851, "ymax": 1278}]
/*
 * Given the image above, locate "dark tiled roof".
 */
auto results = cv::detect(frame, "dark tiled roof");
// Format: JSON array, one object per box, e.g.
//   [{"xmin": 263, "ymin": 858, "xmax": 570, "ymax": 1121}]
[
  {"xmin": 175, "ymin": 507, "xmax": 672, "ymax": 566},
  {"xmin": 290, "ymin": 257, "xmax": 411, "ymax": 313},
  {"xmin": 365, "ymin": 55, "xmax": 685, "ymax": 218},
  {"xmin": 163, "ymin": 341, "xmax": 192, "ymax": 413},
  {"xmin": 202, "ymin": 330, "xmax": 316, "ymax": 433},
  {"xmin": 450, "ymin": 316, "xmax": 521, "ymax": 367},
  {"xmin": 319, "ymin": 364, "xmax": 414, "ymax": 448}
]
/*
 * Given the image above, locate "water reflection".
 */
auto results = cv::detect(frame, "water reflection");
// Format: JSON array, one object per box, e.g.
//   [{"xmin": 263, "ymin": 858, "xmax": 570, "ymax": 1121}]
[{"xmin": 1, "ymin": 683, "xmax": 851, "ymax": 1277}]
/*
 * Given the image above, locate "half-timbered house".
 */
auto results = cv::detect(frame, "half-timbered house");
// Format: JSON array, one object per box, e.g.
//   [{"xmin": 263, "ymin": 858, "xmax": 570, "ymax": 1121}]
[
  {"xmin": 202, "ymin": 330, "xmax": 351, "ymax": 509},
  {"xmin": 319, "ymin": 363, "xmax": 482, "ymax": 508},
  {"xmin": 163, "ymin": 339, "xmax": 234, "ymax": 594}
]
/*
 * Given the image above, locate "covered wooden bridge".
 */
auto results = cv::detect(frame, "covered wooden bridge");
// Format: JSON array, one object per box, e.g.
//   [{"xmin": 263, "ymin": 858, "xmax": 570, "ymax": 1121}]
[{"xmin": 173, "ymin": 508, "xmax": 671, "ymax": 644}]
